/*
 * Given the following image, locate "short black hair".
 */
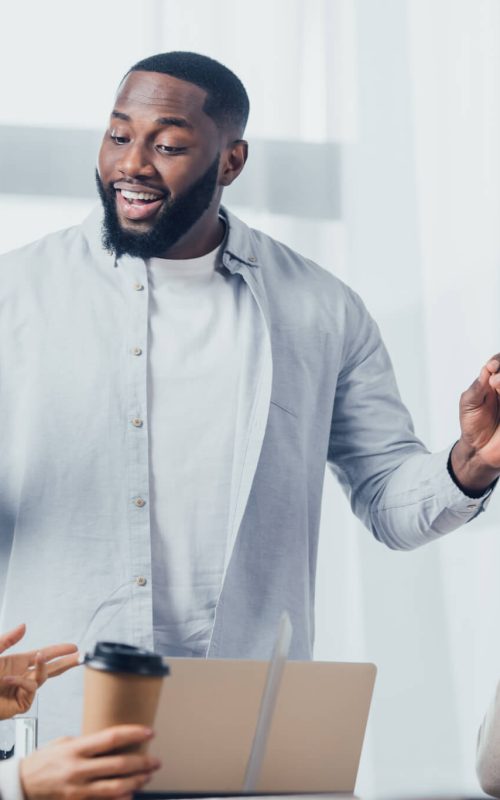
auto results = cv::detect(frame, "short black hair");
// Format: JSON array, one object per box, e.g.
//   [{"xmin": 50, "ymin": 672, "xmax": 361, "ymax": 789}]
[{"xmin": 127, "ymin": 51, "xmax": 249, "ymax": 134}]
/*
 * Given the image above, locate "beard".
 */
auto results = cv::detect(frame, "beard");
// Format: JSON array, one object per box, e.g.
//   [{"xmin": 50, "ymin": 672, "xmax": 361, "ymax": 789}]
[{"xmin": 95, "ymin": 153, "xmax": 220, "ymax": 259}]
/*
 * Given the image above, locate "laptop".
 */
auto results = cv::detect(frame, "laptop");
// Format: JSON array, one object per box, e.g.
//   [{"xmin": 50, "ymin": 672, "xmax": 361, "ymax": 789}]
[{"xmin": 142, "ymin": 654, "xmax": 376, "ymax": 796}]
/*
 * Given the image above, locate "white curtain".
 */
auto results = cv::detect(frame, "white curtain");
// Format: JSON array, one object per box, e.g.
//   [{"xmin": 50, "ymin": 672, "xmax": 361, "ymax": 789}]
[{"xmin": 1, "ymin": 0, "xmax": 500, "ymax": 795}]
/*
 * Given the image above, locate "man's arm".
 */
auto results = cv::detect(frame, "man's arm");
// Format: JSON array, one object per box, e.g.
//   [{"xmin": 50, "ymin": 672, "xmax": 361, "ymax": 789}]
[{"xmin": 327, "ymin": 288, "xmax": 495, "ymax": 549}]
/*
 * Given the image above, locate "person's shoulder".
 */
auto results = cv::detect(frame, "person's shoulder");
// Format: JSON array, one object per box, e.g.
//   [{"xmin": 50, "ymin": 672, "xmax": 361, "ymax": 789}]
[
  {"xmin": 226, "ymin": 209, "xmax": 351, "ymax": 293},
  {"xmin": 0, "ymin": 220, "xmax": 87, "ymax": 270},
  {"xmin": 236, "ymin": 216, "xmax": 364, "ymax": 318}
]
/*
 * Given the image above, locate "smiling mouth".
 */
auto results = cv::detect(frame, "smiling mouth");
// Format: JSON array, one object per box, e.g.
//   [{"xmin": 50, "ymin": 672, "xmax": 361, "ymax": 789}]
[{"xmin": 115, "ymin": 187, "xmax": 165, "ymax": 222}]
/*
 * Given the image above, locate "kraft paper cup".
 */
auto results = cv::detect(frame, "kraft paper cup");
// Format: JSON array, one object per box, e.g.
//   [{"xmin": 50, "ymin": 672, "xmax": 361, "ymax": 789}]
[{"xmin": 82, "ymin": 642, "xmax": 169, "ymax": 753}]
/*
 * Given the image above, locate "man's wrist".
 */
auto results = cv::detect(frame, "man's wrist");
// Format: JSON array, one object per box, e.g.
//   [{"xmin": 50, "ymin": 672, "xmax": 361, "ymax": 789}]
[{"xmin": 449, "ymin": 439, "xmax": 500, "ymax": 498}]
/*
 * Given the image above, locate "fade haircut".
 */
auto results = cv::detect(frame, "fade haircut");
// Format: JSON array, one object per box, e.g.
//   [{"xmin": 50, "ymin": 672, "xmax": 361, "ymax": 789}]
[{"xmin": 127, "ymin": 51, "xmax": 250, "ymax": 135}]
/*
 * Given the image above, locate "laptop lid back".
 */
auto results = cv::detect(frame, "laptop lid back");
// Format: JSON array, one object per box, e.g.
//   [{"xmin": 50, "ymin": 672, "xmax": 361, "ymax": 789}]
[{"xmin": 146, "ymin": 658, "xmax": 376, "ymax": 795}]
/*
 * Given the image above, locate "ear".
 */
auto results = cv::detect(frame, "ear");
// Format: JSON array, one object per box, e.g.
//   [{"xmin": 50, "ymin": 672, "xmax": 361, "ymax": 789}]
[{"xmin": 219, "ymin": 139, "xmax": 248, "ymax": 187}]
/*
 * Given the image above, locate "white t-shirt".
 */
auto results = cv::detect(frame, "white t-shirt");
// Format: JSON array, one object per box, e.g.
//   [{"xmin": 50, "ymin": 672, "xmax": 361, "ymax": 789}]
[{"xmin": 147, "ymin": 239, "xmax": 263, "ymax": 656}]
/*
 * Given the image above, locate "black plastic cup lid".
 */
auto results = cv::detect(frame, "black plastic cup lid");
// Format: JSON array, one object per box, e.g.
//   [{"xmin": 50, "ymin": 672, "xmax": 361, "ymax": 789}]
[{"xmin": 84, "ymin": 641, "xmax": 169, "ymax": 677}]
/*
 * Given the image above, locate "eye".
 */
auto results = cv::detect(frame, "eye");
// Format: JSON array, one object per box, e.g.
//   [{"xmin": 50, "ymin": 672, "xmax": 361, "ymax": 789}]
[
  {"xmin": 156, "ymin": 144, "xmax": 187, "ymax": 154},
  {"xmin": 109, "ymin": 132, "xmax": 129, "ymax": 145}
]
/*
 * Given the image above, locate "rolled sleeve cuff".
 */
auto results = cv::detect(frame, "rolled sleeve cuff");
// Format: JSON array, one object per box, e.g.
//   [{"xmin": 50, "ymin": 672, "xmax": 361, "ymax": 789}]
[
  {"xmin": 370, "ymin": 446, "xmax": 496, "ymax": 549},
  {"xmin": 445, "ymin": 445, "xmax": 497, "ymax": 519}
]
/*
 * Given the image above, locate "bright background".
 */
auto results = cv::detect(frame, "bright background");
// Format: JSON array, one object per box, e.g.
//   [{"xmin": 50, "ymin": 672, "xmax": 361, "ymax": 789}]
[{"xmin": 1, "ymin": 1, "xmax": 500, "ymax": 796}]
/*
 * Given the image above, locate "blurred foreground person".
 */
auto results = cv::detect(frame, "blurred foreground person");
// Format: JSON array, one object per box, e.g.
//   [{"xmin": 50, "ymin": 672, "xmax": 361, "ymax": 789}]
[
  {"xmin": 477, "ymin": 683, "xmax": 500, "ymax": 798},
  {"xmin": 1, "ymin": 51, "xmax": 499, "ymax": 742},
  {"xmin": 0, "ymin": 625, "xmax": 160, "ymax": 800}
]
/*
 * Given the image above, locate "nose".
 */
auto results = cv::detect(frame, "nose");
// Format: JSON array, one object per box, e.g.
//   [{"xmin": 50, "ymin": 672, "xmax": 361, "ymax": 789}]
[{"xmin": 116, "ymin": 141, "xmax": 156, "ymax": 179}]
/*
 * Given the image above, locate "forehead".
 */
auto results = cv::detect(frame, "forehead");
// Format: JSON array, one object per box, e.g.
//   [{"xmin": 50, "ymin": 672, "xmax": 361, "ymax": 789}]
[{"xmin": 113, "ymin": 70, "xmax": 212, "ymax": 128}]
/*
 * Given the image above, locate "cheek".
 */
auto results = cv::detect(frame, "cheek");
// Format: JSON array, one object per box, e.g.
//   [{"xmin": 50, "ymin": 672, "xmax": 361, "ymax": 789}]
[{"xmin": 97, "ymin": 142, "xmax": 116, "ymax": 182}]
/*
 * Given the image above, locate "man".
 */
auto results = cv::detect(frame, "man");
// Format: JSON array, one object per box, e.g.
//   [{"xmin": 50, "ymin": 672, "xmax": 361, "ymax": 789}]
[
  {"xmin": 0, "ymin": 625, "xmax": 160, "ymax": 800},
  {"xmin": 0, "ymin": 51, "xmax": 499, "ymax": 743}
]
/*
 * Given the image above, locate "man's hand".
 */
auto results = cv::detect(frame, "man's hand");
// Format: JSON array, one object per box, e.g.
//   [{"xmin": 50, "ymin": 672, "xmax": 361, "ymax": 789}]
[
  {"xmin": 452, "ymin": 355, "xmax": 500, "ymax": 493},
  {"xmin": 0, "ymin": 624, "xmax": 79, "ymax": 720},
  {"xmin": 20, "ymin": 725, "xmax": 161, "ymax": 800}
]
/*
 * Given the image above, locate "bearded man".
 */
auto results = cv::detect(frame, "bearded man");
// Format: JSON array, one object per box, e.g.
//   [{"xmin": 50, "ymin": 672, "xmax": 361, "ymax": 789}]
[{"xmin": 0, "ymin": 51, "xmax": 499, "ymax": 743}]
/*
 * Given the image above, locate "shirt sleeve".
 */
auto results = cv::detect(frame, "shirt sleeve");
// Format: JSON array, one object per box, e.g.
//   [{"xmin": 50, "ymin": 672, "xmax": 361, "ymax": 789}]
[
  {"xmin": 477, "ymin": 681, "xmax": 500, "ymax": 797},
  {"xmin": 327, "ymin": 288, "xmax": 494, "ymax": 550},
  {"xmin": 0, "ymin": 759, "xmax": 24, "ymax": 800}
]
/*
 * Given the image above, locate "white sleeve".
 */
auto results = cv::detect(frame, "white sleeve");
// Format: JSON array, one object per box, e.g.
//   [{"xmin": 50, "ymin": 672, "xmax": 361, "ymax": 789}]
[
  {"xmin": 0, "ymin": 759, "xmax": 24, "ymax": 800},
  {"xmin": 477, "ymin": 682, "xmax": 500, "ymax": 797}
]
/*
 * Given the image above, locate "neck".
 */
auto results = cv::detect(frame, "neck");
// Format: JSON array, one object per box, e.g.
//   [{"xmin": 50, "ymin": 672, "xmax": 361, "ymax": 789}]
[{"xmin": 159, "ymin": 208, "xmax": 225, "ymax": 260}]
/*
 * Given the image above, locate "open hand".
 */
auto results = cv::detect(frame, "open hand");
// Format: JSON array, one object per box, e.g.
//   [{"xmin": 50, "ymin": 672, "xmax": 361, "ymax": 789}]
[{"xmin": 0, "ymin": 624, "xmax": 79, "ymax": 720}]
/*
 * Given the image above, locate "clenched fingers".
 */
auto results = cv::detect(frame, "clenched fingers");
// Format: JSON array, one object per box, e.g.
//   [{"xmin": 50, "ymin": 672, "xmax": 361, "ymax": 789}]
[
  {"xmin": 77, "ymin": 771, "xmax": 152, "ymax": 797},
  {"xmin": 76, "ymin": 752, "xmax": 161, "ymax": 780},
  {"xmin": 74, "ymin": 725, "xmax": 154, "ymax": 757}
]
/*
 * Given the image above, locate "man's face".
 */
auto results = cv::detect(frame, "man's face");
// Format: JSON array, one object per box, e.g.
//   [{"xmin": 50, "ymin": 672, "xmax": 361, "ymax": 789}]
[{"xmin": 97, "ymin": 70, "xmax": 224, "ymax": 259}]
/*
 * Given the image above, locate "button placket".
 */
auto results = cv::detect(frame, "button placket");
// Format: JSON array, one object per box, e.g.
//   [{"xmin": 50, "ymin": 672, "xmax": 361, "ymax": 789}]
[{"xmin": 123, "ymin": 258, "xmax": 153, "ymax": 647}]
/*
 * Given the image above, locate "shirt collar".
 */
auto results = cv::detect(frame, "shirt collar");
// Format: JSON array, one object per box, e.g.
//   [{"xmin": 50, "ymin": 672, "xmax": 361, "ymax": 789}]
[
  {"xmin": 219, "ymin": 206, "xmax": 261, "ymax": 272},
  {"xmin": 80, "ymin": 203, "xmax": 261, "ymax": 273}
]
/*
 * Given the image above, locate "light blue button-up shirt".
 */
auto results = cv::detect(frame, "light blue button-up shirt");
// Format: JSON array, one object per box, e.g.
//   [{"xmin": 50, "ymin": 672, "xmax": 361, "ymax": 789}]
[{"xmin": 0, "ymin": 206, "xmax": 492, "ymax": 744}]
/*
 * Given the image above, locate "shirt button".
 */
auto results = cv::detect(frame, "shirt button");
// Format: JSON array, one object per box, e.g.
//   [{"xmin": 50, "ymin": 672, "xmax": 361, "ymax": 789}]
[
  {"xmin": 248, "ymin": 256, "xmax": 257, "ymax": 263},
  {"xmin": 131, "ymin": 346, "xmax": 142, "ymax": 356},
  {"xmin": 133, "ymin": 281, "xmax": 144, "ymax": 291},
  {"xmin": 135, "ymin": 576, "xmax": 147, "ymax": 587},
  {"xmin": 131, "ymin": 418, "xmax": 143, "ymax": 427},
  {"xmin": 134, "ymin": 497, "xmax": 146, "ymax": 508},
  {"xmin": 466, "ymin": 503, "xmax": 477, "ymax": 509}
]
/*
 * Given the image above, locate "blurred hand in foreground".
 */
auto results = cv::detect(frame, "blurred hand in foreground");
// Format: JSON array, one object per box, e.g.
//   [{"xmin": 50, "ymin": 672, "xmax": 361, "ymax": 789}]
[
  {"xmin": 0, "ymin": 623, "xmax": 79, "ymax": 719},
  {"xmin": 20, "ymin": 725, "xmax": 161, "ymax": 800}
]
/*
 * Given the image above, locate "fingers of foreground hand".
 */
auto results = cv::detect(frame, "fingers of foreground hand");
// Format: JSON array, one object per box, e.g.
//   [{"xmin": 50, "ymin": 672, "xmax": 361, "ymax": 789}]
[
  {"xmin": 74, "ymin": 725, "xmax": 154, "ymax": 757},
  {"xmin": 77, "ymin": 772, "xmax": 152, "ymax": 798},
  {"xmin": 45, "ymin": 651, "xmax": 81, "ymax": 679},
  {"xmin": 1, "ymin": 675, "xmax": 38, "ymax": 695},
  {"xmin": 33, "ymin": 652, "xmax": 49, "ymax": 687},
  {"xmin": 0, "ymin": 623, "xmax": 26, "ymax": 654},
  {"xmin": 35, "ymin": 642, "xmax": 79, "ymax": 663},
  {"xmin": 20, "ymin": 642, "xmax": 79, "ymax": 669},
  {"xmin": 78, "ymin": 752, "xmax": 161, "ymax": 781}
]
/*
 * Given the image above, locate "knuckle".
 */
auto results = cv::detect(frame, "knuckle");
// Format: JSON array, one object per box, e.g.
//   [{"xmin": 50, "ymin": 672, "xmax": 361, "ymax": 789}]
[
  {"xmin": 114, "ymin": 755, "xmax": 130, "ymax": 773},
  {"xmin": 106, "ymin": 730, "xmax": 121, "ymax": 749}
]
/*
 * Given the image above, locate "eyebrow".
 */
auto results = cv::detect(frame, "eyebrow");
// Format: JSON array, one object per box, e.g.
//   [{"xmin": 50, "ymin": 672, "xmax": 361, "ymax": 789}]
[{"xmin": 111, "ymin": 110, "xmax": 194, "ymax": 129}]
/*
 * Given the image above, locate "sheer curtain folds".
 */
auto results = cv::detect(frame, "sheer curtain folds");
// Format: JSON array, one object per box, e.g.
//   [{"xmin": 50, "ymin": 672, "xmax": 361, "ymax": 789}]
[{"xmin": 1, "ymin": 0, "xmax": 500, "ymax": 795}]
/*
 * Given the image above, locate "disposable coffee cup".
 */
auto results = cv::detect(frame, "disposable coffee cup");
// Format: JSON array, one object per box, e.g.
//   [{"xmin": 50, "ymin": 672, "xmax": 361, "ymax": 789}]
[{"xmin": 82, "ymin": 642, "xmax": 169, "ymax": 752}]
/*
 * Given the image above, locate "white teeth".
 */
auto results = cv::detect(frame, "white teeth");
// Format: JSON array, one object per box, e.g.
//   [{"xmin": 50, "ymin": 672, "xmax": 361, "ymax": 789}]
[{"xmin": 120, "ymin": 189, "xmax": 161, "ymax": 201}]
